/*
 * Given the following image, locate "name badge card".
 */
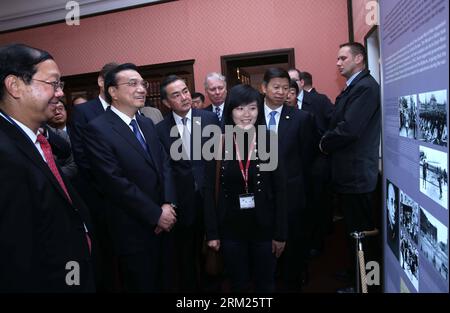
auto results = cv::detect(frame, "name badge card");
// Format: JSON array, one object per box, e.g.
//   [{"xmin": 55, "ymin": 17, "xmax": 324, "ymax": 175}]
[{"xmin": 239, "ymin": 193, "xmax": 255, "ymax": 209}]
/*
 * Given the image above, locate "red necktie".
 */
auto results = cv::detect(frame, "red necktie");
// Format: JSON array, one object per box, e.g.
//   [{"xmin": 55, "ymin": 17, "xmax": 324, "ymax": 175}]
[{"xmin": 36, "ymin": 134, "xmax": 92, "ymax": 254}]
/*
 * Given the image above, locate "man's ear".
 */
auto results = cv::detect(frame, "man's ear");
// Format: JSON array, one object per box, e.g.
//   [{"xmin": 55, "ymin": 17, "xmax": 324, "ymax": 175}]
[
  {"xmin": 98, "ymin": 76, "xmax": 104, "ymax": 89},
  {"xmin": 261, "ymin": 83, "xmax": 267, "ymax": 95},
  {"xmin": 162, "ymin": 99, "xmax": 171, "ymax": 110},
  {"xmin": 3, "ymin": 75, "xmax": 22, "ymax": 99},
  {"xmin": 108, "ymin": 86, "xmax": 117, "ymax": 101},
  {"xmin": 355, "ymin": 53, "xmax": 364, "ymax": 65}
]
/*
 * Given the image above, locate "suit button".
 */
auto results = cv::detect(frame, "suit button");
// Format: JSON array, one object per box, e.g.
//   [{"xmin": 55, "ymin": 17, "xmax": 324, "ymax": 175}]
[
  {"xmin": 257, "ymin": 173, "xmax": 261, "ymax": 177},
  {"xmin": 225, "ymin": 194, "xmax": 228, "ymax": 198},
  {"xmin": 257, "ymin": 181, "xmax": 261, "ymax": 185},
  {"xmin": 258, "ymin": 189, "xmax": 262, "ymax": 192},
  {"xmin": 256, "ymin": 164, "xmax": 260, "ymax": 168}
]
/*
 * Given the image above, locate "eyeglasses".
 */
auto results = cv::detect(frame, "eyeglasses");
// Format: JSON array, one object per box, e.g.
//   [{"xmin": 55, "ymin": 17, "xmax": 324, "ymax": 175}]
[
  {"xmin": 32, "ymin": 79, "xmax": 64, "ymax": 91},
  {"xmin": 116, "ymin": 79, "xmax": 149, "ymax": 89}
]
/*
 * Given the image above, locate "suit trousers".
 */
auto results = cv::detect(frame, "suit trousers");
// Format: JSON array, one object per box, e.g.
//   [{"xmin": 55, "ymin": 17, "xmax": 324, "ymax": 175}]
[
  {"xmin": 118, "ymin": 246, "xmax": 161, "ymax": 292},
  {"xmin": 221, "ymin": 239, "xmax": 276, "ymax": 293}
]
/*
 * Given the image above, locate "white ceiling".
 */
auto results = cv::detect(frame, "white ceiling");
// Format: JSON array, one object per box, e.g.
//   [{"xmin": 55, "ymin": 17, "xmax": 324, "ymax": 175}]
[{"xmin": 0, "ymin": 0, "xmax": 164, "ymax": 32}]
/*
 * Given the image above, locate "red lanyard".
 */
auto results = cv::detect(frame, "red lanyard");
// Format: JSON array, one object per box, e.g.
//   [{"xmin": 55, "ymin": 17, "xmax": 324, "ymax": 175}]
[{"xmin": 234, "ymin": 133, "xmax": 256, "ymax": 193}]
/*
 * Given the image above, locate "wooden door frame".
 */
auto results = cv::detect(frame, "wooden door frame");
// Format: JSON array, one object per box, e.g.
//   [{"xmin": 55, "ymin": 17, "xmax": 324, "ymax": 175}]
[{"xmin": 220, "ymin": 48, "xmax": 295, "ymax": 87}]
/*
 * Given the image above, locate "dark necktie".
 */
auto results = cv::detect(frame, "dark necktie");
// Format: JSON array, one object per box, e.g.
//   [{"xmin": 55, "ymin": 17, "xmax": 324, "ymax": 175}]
[
  {"xmin": 36, "ymin": 134, "xmax": 91, "ymax": 254},
  {"xmin": 130, "ymin": 119, "xmax": 149, "ymax": 155},
  {"xmin": 215, "ymin": 106, "xmax": 221, "ymax": 121}
]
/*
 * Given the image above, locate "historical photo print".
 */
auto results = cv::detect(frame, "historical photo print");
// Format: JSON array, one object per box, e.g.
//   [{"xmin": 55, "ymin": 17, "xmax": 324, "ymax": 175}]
[
  {"xmin": 400, "ymin": 228, "xmax": 419, "ymax": 291},
  {"xmin": 399, "ymin": 94, "xmax": 418, "ymax": 139},
  {"xmin": 386, "ymin": 180, "xmax": 400, "ymax": 259},
  {"xmin": 419, "ymin": 208, "xmax": 448, "ymax": 282},
  {"xmin": 419, "ymin": 146, "xmax": 448, "ymax": 209},
  {"xmin": 400, "ymin": 191, "xmax": 419, "ymax": 245},
  {"xmin": 418, "ymin": 89, "xmax": 448, "ymax": 147}
]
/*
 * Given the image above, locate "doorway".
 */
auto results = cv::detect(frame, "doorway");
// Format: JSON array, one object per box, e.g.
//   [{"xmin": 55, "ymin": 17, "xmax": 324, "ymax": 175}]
[{"xmin": 221, "ymin": 49, "xmax": 295, "ymax": 90}]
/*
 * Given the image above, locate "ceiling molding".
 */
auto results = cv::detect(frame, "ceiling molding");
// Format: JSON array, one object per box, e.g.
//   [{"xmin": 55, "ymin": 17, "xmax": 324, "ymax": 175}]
[{"xmin": 0, "ymin": 0, "xmax": 168, "ymax": 32}]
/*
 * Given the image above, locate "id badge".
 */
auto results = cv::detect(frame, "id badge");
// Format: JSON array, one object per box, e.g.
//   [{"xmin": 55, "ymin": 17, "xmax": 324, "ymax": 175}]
[{"xmin": 239, "ymin": 193, "xmax": 255, "ymax": 209}]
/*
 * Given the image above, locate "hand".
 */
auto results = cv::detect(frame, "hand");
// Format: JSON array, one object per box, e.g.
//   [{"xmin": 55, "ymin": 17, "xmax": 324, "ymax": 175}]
[
  {"xmin": 207, "ymin": 240, "xmax": 220, "ymax": 251},
  {"xmin": 157, "ymin": 203, "xmax": 177, "ymax": 232},
  {"xmin": 272, "ymin": 240, "xmax": 286, "ymax": 258}
]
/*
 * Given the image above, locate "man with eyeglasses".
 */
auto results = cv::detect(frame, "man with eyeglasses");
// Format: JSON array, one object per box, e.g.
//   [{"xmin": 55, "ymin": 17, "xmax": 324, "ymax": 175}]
[
  {"xmin": 0, "ymin": 43, "xmax": 94, "ymax": 292},
  {"xmin": 82, "ymin": 63, "xmax": 177, "ymax": 292}
]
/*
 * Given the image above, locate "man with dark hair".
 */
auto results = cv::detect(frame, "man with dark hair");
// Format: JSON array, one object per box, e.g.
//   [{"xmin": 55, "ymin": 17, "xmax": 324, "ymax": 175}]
[
  {"xmin": 320, "ymin": 42, "xmax": 380, "ymax": 293},
  {"xmin": 69, "ymin": 62, "xmax": 118, "ymax": 174},
  {"xmin": 259, "ymin": 67, "xmax": 314, "ymax": 292},
  {"xmin": 83, "ymin": 63, "xmax": 177, "ymax": 292},
  {"xmin": 191, "ymin": 91, "xmax": 205, "ymax": 109},
  {"xmin": 294, "ymin": 71, "xmax": 334, "ymax": 258},
  {"xmin": 157, "ymin": 75, "xmax": 219, "ymax": 291},
  {"xmin": 67, "ymin": 61, "xmax": 119, "ymax": 292},
  {"xmin": 46, "ymin": 100, "xmax": 78, "ymax": 180},
  {"xmin": 0, "ymin": 43, "xmax": 94, "ymax": 292},
  {"xmin": 287, "ymin": 68, "xmax": 304, "ymax": 108}
]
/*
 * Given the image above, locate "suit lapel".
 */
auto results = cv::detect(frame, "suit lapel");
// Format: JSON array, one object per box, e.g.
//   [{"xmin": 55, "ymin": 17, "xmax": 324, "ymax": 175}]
[
  {"xmin": 107, "ymin": 110, "xmax": 156, "ymax": 169},
  {"xmin": 93, "ymin": 98, "xmax": 106, "ymax": 116},
  {"xmin": 137, "ymin": 114, "xmax": 160, "ymax": 170},
  {"xmin": 278, "ymin": 105, "xmax": 293, "ymax": 138},
  {"xmin": 0, "ymin": 118, "xmax": 73, "ymax": 205}
]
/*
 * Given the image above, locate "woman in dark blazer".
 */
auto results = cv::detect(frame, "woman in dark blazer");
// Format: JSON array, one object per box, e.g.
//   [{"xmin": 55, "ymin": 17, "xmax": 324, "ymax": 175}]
[{"xmin": 203, "ymin": 84, "xmax": 287, "ymax": 292}]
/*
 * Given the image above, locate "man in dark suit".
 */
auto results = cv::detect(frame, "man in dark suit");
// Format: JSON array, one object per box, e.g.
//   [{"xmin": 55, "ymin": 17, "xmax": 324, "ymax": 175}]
[
  {"xmin": 83, "ymin": 63, "xmax": 177, "ymax": 292},
  {"xmin": 156, "ymin": 75, "xmax": 220, "ymax": 292},
  {"xmin": 203, "ymin": 72, "xmax": 227, "ymax": 123},
  {"xmin": 68, "ymin": 62, "xmax": 118, "ymax": 292},
  {"xmin": 291, "ymin": 70, "xmax": 334, "ymax": 257},
  {"xmin": 0, "ymin": 43, "xmax": 94, "ymax": 292},
  {"xmin": 259, "ymin": 68, "xmax": 315, "ymax": 292},
  {"xmin": 320, "ymin": 42, "xmax": 380, "ymax": 293}
]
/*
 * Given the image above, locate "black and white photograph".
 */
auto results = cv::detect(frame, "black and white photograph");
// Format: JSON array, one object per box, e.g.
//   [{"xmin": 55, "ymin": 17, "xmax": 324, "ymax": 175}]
[
  {"xmin": 399, "ymin": 94, "xmax": 417, "ymax": 139},
  {"xmin": 419, "ymin": 208, "xmax": 448, "ymax": 282},
  {"xmin": 419, "ymin": 146, "xmax": 448, "ymax": 209},
  {"xmin": 386, "ymin": 180, "xmax": 400, "ymax": 259},
  {"xmin": 418, "ymin": 89, "xmax": 448, "ymax": 147},
  {"xmin": 400, "ymin": 191, "xmax": 419, "ymax": 245},
  {"xmin": 400, "ymin": 229, "xmax": 419, "ymax": 291}
]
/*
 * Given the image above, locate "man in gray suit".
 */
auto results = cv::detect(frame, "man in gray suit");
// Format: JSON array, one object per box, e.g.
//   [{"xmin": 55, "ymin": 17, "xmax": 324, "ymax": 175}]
[
  {"xmin": 140, "ymin": 105, "xmax": 164, "ymax": 124},
  {"xmin": 320, "ymin": 42, "xmax": 380, "ymax": 293}
]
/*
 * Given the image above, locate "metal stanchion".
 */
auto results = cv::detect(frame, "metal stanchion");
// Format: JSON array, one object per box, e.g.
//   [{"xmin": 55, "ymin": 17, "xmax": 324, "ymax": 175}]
[{"xmin": 350, "ymin": 229, "xmax": 379, "ymax": 293}]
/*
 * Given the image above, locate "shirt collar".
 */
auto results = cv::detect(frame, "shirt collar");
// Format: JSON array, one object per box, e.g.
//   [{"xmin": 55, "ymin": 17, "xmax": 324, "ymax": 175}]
[
  {"xmin": 346, "ymin": 70, "xmax": 362, "ymax": 87},
  {"xmin": 297, "ymin": 90, "xmax": 304, "ymax": 102},
  {"xmin": 212, "ymin": 103, "xmax": 224, "ymax": 111},
  {"xmin": 172, "ymin": 109, "xmax": 192, "ymax": 125},
  {"xmin": 99, "ymin": 95, "xmax": 110, "ymax": 111},
  {"xmin": 263, "ymin": 100, "xmax": 283, "ymax": 118},
  {"xmin": 0, "ymin": 113, "xmax": 39, "ymax": 143},
  {"xmin": 110, "ymin": 105, "xmax": 136, "ymax": 125}
]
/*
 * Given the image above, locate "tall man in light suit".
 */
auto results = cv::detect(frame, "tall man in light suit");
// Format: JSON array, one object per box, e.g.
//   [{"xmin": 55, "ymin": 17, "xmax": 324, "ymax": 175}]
[
  {"xmin": 157, "ymin": 75, "xmax": 220, "ymax": 292},
  {"xmin": 0, "ymin": 43, "xmax": 94, "ymax": 292},
  {"xmin": 320, "ymin": 42, "xmax": 380, "ymax": 293},
  {"xmin": 83, "ymin": 63, "xmax": 177, "ymax": 292}
]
